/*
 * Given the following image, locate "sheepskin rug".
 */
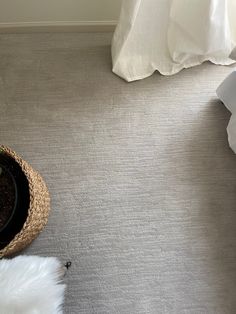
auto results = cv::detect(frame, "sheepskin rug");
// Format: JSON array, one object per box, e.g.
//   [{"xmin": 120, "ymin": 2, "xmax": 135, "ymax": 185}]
[{"xmin": 0, "ymin": 255, "xmax": 66, "ymax": 314}]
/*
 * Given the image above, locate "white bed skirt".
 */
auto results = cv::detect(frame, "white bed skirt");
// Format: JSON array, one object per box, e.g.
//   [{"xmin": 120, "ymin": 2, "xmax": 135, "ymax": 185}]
[{"xmin": 112, "ymin": 0, "xmax": 236, "ymax": 81}]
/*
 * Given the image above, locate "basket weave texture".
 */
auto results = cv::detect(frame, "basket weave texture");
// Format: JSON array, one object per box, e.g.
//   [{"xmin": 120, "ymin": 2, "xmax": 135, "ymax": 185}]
[{"xmin": 0, "ymin": 145, "xmax": 50, "ymax": 257}]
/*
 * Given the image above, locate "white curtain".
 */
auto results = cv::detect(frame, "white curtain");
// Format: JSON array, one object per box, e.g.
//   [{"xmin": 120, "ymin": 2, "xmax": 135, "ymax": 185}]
[{"xmin": 112, "ymin": 0, "xmax": 236, "ymax": 81}]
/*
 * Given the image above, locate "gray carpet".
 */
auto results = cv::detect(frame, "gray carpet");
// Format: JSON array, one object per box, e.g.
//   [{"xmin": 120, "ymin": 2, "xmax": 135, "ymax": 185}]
[{"xmin": 1, "ymin": 33, "xmax": 236, "ymax": 314}]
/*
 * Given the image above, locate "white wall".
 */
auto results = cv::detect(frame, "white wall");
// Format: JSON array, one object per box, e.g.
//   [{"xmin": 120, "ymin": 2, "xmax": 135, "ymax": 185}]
[{"xmin": 0, "ymin": 0, "xmax": 122, "ymax": 24}]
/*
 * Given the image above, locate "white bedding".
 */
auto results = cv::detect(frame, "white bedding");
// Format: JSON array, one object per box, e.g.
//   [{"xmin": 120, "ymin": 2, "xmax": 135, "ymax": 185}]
[{"xmin": 217, "ymin": 71, "xmax": 236, "ymax": 153}]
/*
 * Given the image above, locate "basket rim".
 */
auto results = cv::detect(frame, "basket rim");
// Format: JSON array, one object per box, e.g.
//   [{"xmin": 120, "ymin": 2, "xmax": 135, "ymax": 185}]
[{"xmin": 0, "ymin": 145, "xmax": 50, "ymax": 257}]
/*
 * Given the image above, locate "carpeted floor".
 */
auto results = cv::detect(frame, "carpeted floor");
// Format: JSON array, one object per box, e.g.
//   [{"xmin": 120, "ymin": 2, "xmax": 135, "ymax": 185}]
[{"xmin": 1, "ymin": 33, "xmax": 236, "ymax": 314}]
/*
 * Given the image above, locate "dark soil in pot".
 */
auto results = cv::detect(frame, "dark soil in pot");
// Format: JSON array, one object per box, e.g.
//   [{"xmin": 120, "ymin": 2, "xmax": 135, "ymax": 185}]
[
  {"xmin": 0, "ymin": 152, "xmax": 29, "ymax": 250},
  {"xmin": 0, "ymin": 165, "xmax": 17, "ymax": 230}
]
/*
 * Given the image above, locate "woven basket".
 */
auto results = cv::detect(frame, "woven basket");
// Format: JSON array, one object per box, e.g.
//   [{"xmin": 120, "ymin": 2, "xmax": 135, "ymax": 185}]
[{"xmin": 0, "ymin": 145, "xmax": 50, "ymax": 257}]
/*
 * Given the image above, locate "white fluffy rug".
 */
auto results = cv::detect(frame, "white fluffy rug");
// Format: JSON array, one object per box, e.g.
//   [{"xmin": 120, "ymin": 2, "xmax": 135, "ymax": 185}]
[{"xmin": 0, "ymin": 255, "xmax": 66, "ymax": 314}]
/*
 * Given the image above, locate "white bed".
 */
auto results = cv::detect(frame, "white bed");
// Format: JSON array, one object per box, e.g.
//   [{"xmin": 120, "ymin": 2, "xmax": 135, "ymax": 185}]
[{"xmin": 217, "ymin": 71, "xmax": 236, "ymax": 153}]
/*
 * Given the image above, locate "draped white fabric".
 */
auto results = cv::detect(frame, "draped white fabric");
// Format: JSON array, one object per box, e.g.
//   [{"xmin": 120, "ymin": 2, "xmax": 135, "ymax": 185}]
[{"xmin": 112, "ymin": 0, "xmax": 236, "ymax": 81}]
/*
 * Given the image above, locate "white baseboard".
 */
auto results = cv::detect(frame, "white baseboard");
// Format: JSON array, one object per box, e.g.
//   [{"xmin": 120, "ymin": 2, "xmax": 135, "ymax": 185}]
[{"xmin": 0, "ymin": 21, "xmax": 117, "ymax": 33}]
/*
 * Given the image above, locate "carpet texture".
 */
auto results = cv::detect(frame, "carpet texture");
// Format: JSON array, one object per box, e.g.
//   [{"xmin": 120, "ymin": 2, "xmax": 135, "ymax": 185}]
[{"xmin": 0, "ymin": 33, "xmax": 236, "ymax": 314}]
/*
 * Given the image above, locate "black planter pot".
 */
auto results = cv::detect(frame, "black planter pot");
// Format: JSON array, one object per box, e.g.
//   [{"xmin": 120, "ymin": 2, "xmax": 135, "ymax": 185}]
[{"xmin": 0, "ymin": 152, "xmax": 29, "ymax": 249}]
